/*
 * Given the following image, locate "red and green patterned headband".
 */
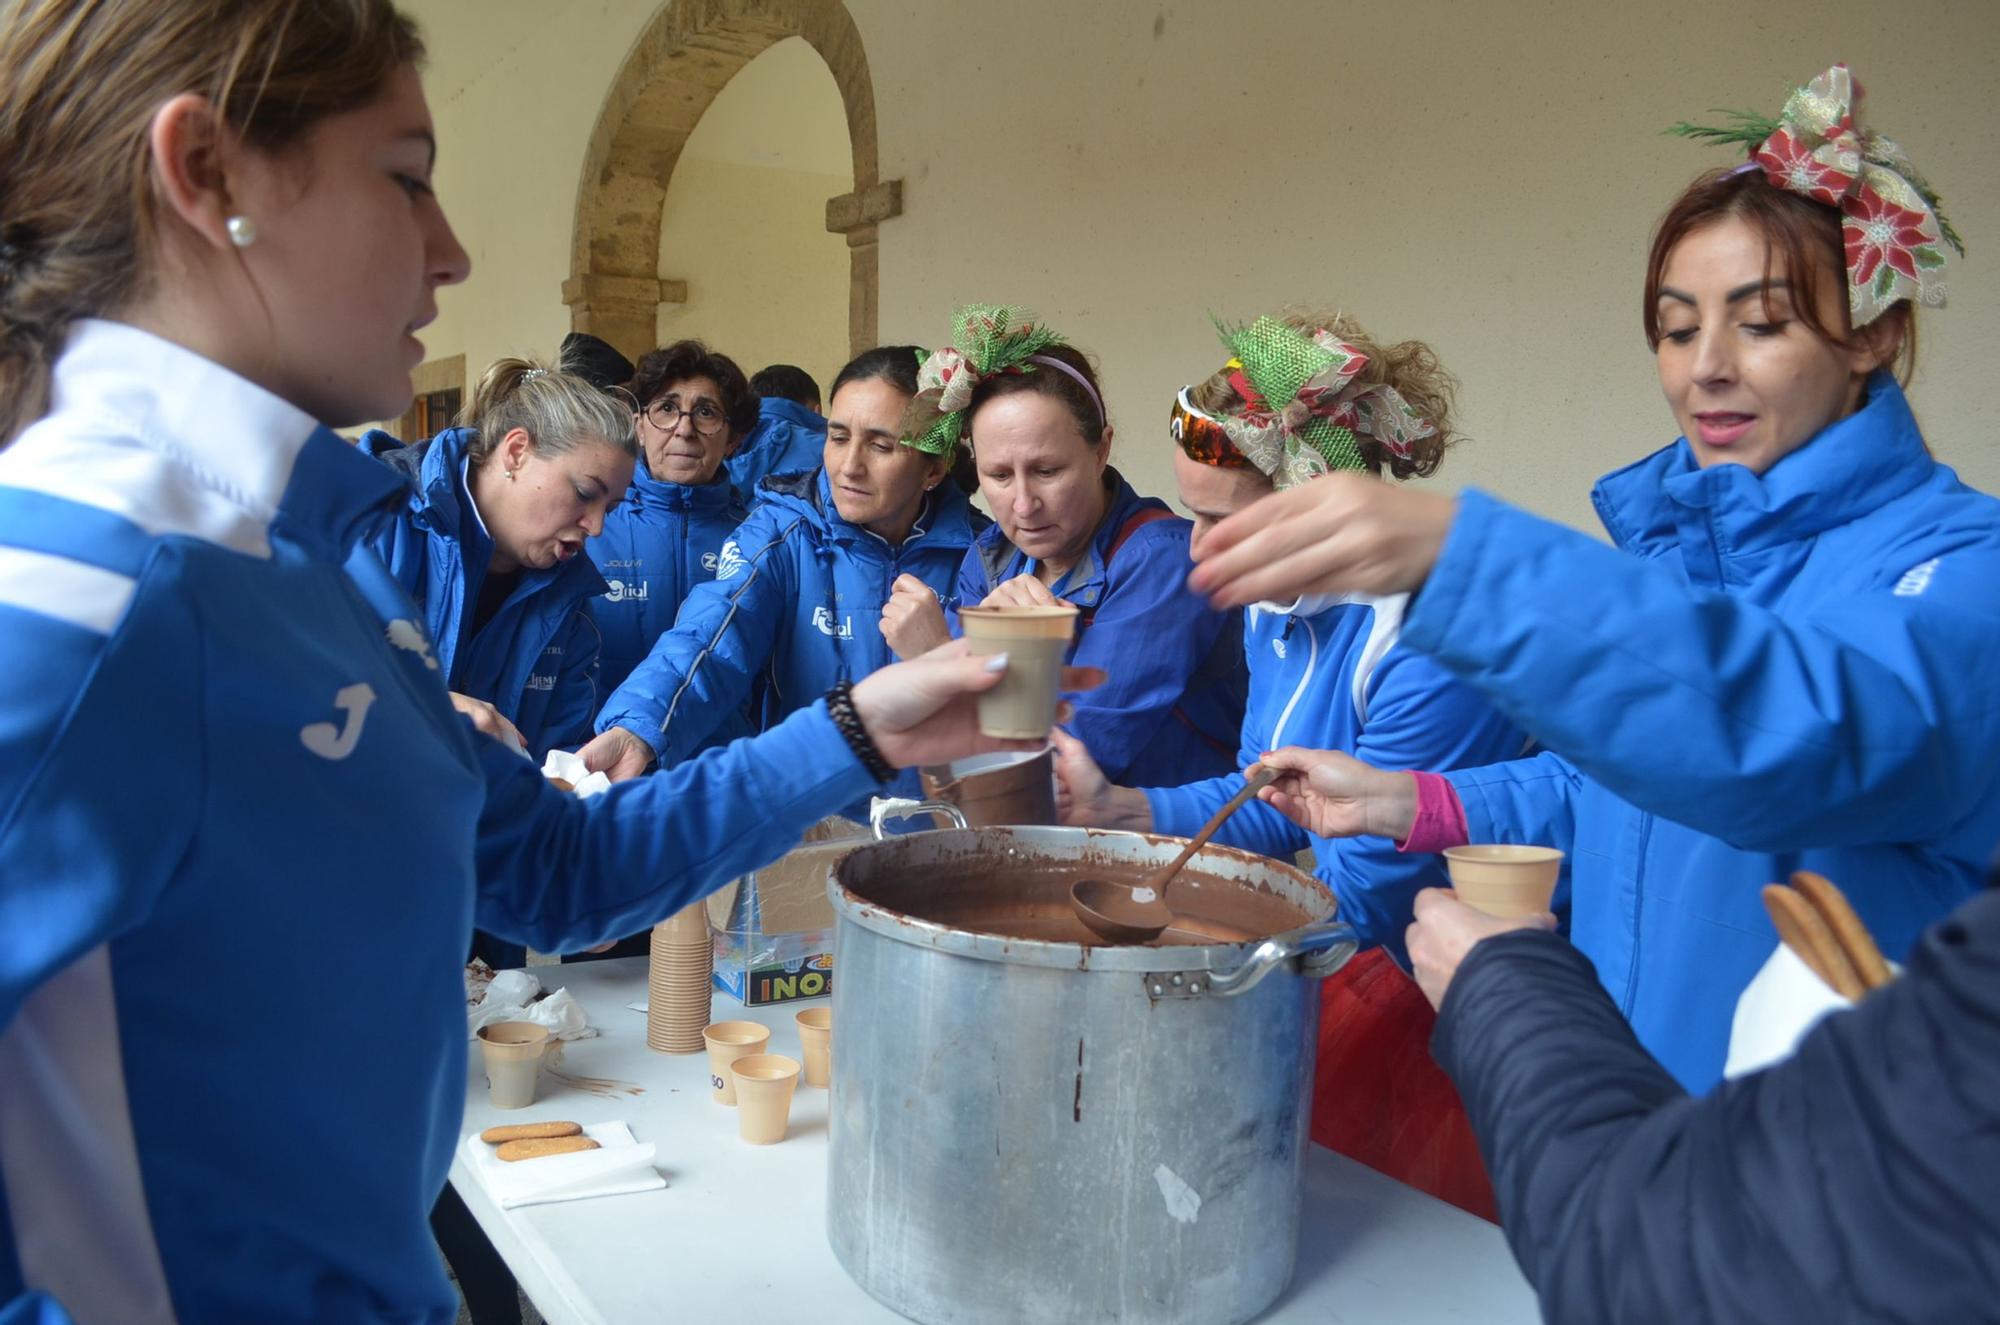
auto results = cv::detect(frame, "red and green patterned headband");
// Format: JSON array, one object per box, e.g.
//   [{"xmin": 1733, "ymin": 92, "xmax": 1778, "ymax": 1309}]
[
  {"xmin": 1197, "ymin": 316, "xmax": 1436, "ymax": 490},
  {"xmin": 1670, "ymin": 63, "xmax": 1964, "ymax": 327}
]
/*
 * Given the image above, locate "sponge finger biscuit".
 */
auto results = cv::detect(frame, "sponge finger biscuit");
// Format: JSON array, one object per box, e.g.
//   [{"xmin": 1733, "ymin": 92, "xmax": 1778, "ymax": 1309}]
[
  {"xmin": 495, "ymin": 1136, "xmax": 601, "ymax": 1162},
  {"xmin": 480, "ymin": 1121, "xmax": 583, "ymax": 1144}
]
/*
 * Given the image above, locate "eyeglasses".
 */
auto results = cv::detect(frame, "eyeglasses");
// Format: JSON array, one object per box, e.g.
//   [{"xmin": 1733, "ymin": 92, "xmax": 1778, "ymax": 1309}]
[{"xmin": 643, "ymin": 393, "xmax": 729, "ymax": 437}]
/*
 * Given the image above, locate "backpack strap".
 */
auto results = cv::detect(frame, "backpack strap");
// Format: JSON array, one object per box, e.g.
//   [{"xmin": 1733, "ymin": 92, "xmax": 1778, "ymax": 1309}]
[{"xmin": 1079, "ymin": 506, "xmax": 1175, "ymax": 628}]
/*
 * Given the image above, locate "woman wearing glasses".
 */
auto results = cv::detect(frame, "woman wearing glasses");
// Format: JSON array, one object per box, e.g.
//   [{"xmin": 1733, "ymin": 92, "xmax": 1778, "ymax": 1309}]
[
  {"xmin": 588, "ymin": 340, "xmax": 754, "ymax": 699},
  {"xmin": 581, "ymin": 346, "xmax": 977, "ymax": 800},
  {"xmin": 357, "ymin": 354, "xmax": 635, "ymax": 766}
]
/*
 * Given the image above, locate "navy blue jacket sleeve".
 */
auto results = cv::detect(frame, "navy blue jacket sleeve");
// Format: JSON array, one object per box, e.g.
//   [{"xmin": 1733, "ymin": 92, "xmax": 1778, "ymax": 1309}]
[
  {"xmin": 1063, "ymin": 521, "xmax": 1234, "ymax": 782},
  {"xmin": 1431, "ymin": 893, "xmax": 2000, "ymax": 1325},
  {"xmin": 1406, "ymin": 490, "xmax": 2000, "ymax": 852},
  {"xmin": 470, "ymin": 699, "xmax": 879, "ymax": 950}
]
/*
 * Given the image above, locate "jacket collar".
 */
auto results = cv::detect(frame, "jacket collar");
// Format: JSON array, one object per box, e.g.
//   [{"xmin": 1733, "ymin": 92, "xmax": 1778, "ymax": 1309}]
[
  {"xmin": 628, "ymin": 454, "xmax": 742, "ymax": 516},
  {"xmin": 1592, "ymin": 371, "xmax": 1934, "ymax": 560},
  {"xmin": 51, "ymin": 319, "xmax": 407, "ymax": 562},
  {"xmin": 979, "ymin": 468, "xmax": 1147, "ymax": 607},
  {"xmin": 755, "ymin": 397, "xmax": 826, "ymax": 433},
  {"xmin": 792, "ymin": 467, "xmax": 974, "ymax": 554}
]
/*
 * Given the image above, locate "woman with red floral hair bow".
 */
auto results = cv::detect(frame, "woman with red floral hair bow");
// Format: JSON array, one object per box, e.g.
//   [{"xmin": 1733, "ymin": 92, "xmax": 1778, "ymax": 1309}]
[{"xmin": 1191, "ymin": 64, "xmax": 2000, "ymax": 1097}]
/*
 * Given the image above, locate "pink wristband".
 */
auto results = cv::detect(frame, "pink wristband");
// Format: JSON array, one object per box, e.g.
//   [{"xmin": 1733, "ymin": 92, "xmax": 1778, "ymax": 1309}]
[{"xmin": 1397, "ymin": 770, "xmax": 1470, "ymax": 854}]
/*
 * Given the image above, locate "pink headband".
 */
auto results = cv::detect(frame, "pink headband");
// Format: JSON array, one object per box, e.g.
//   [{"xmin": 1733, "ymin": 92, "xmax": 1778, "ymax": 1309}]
[{"xmin": 1029, "ymin": 354, "xmax": 1105, "ymax": 427}]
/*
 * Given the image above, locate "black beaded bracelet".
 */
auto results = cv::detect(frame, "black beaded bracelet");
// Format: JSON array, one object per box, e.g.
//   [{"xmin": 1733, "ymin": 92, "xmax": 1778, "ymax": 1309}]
[{"xmin": 824, "ymin": 680, "xmax": 896, "ymax": 783}]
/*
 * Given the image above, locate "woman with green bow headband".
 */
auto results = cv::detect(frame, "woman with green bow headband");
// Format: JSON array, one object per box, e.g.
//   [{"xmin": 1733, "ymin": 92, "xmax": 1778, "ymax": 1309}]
[{"xmin": 881, "ymin": 304, "xmax": 1249, "ymax": 787}]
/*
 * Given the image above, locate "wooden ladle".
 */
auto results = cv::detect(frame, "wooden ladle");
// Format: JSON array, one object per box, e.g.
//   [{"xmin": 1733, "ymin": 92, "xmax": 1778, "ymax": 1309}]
[{"xmin": 1069, "ymin": 765, "xmax": 1280, "ymax": 944}]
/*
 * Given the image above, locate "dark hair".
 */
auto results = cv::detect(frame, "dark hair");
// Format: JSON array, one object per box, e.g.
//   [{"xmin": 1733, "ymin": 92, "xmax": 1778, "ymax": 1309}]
[
  {"xmin": 1, "ymin": 0, "xmax": 426, "ymax": 444},
  {"xmin": 830, "ymin": 344, "xmax": 923, "ymax": 399},
  {"xmin": 1643, "ymin": 167, "xmax": 1916, "ymax": 383},
  {"xmin": 967, "ymin": 342, "xmax": 1106, "ymax": 448},
  {"xmin": 750, "ymin": 363, "xmax": 820, "ymax": 409},
  {"xmin": 630, "ymin": 339, "xmax": 758, "ymax": 441},
  {"xmin": 559, "ymin": 331, "xmax": 635, "ymax": 393}
]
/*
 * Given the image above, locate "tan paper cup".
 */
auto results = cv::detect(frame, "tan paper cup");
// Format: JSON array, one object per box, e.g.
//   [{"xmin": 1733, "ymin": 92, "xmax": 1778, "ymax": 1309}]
[
  {"xmin": 476, "ymin": 1021, "xmax": 551, "ymax": 1110},
  {"xmin": 647, "ymin": 907, "xmax": 713, "ymax": 1054},
  {"xmin": 1443, "ymin": 845, "xmax": 1564, "ymax": 918},
  {"xmin": 730, "ymin": 1053, "xmax": 802, "ymax": 1144},
  {"xmin": 795, "ymin": 1007, "xmax": 832, "ymax": 1088},
  {"xmin": 958, "ymin": 605, "xmax": 1078, "ymax": 739},
  {"xmin": 702, "ymin": 1021, "xmax": 772, "ymax": 1105}
]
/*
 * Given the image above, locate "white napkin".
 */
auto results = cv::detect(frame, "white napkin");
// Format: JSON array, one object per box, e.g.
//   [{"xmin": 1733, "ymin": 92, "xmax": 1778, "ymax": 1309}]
[
  {"xmin": 543, "ymin": 749, "xmax": 612, "ymax": 798},
  {"xmin": 468, "ymin": 972, "xmax": 599, "ymax": 1041},
  {"xmin": 1725, "ymin": 943, "xmax": 1900, "ymax": 1078},
  {"xmin": 461, "ymin": 1120, "xmax": 664, "ymax": 1209}
]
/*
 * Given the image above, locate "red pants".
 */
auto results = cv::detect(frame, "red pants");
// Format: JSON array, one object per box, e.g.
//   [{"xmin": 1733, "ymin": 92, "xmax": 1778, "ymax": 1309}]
[{"xmin": 1310, "ymin": 947, "xmax": 1497, "ymax": 1222}]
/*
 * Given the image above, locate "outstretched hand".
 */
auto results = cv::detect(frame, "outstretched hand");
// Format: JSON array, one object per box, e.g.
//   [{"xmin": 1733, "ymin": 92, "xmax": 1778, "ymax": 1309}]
[
  {"xmin": 1187, "ymin": 471, "xmax": 1456, "ymax": 609},
  {"xmin": 1256, "ymin": 745, "xmax": 1419, "ymax": 841},
  {"xmin": 851, "ymin": 639, "xmax": 1105, "ymax": 770},
  {"xmin": 577, "ymin": 725, "xmax": 655, "ymax": 783}
]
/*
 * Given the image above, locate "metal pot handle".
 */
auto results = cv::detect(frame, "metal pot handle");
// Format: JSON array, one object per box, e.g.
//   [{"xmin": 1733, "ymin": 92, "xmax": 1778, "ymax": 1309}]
[
  {"xmin": 869, "ymin": 796, "xmax": 969, "ymax": 839},
  {"xmin": 1199, "ymin": 921, "xmax": 1359, "ymax": 998}
]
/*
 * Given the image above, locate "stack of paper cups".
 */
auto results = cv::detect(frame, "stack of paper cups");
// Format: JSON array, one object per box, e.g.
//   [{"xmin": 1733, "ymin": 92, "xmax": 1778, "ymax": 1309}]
[{"xmin": 647, "ymin": 900, "xmax": 712, "ymax": 1053}]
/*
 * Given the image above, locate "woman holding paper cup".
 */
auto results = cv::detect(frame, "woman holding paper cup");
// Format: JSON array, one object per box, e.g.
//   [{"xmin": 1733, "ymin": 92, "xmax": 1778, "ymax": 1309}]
[
  {"xmin": 882, "ymin": 305, "xmax": 1248, "ymax": 782},
  {"xmin": 0, "ymin": 6, "xmax": 1091, "ymax": 1321},
  {"xmin": 580, "ymin": 344, "xmax": 979, "ymax": 805},
  {"xmin": 1195, "ymin": 65, "xmax": 2000, "ymax": 1093},
  {"xmin": 355, "ymin": 353, "xmax": 637, "ymax": 764}
]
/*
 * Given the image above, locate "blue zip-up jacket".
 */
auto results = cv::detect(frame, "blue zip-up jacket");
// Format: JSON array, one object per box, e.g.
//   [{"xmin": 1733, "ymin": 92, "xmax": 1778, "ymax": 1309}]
[
  {"xmin": 0, "ymin": 321, "xmax": 885, "ymax": 1325},
  {"xmin": 1144, "ymin": 594, "xmax": 1525, "ymax": 960},
  {"xmin": 353, "ymin": 426, "xmax": 608, "ymax": 761},
  {"xmin": 585, "ymin": 456, "xmax": 748, "ymax": 699},
  {"xmin": 726, "ymin": 397, "xmax": 825, "ymax": 508},
  {"xmin": 1407, "ymin": 373, "xmax": 2000, "ymax": 1091},
  {"xmin": 596, "ymin": 467, "xmax": 974, "ymax": 804},
  {"xmin": 959, "ymin": 470, "xmax": 1247, "ymax": 785}
]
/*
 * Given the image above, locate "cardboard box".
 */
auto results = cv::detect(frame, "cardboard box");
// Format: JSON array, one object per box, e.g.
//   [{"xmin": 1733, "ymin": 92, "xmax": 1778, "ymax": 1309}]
[{"xmin": 711, "ymin": 819, "xmax": 864, "ymax": 1007}]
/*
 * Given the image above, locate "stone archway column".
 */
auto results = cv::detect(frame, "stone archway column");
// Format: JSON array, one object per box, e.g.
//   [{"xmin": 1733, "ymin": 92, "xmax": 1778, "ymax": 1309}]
[{"xmin": 825, "ymin": 180, "xmax": 902, "ymax": 355}]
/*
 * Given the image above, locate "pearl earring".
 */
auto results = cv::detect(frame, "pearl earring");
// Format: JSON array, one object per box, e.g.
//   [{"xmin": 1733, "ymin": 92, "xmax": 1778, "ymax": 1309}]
[
  {"xmin": 506, "ymin": 467, "xmax": 518, "ymax": 481},
  {"xmin": 226, "ymin": 215, "xmax": 258, "ymax": 248}
]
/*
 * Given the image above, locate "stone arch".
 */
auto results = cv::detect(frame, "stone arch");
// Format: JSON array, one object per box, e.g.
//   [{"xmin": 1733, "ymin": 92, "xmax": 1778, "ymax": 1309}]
[{"xmin": 564, "ymin": 0, "xmax": 900, "ymax": 362}]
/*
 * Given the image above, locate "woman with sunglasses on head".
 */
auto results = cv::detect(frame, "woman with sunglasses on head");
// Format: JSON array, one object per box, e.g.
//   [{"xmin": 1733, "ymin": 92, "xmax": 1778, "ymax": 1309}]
[
  {"xmin": 356, "ymin": 354, "xmax": 636, "ymax": 767},
  {"xmin": 0, "ymin": 5, "xmax": 1066, "ymax": 1320},
  {"xmin": 587, "ymin": 339, "xmax": 754, "ymax": 701},
  {"xmin": 1194, "ymin": 66, "xmax": 2000, "ymax": 1096},
  {"xmin": 580, "ymin": 346, "xmax": 981, "ymax": 802}
]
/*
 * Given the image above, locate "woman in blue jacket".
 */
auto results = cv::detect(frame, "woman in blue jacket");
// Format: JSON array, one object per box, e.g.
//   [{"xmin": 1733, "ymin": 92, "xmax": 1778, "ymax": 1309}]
[
  {"xmin": 1057, "ymin": 309, "xmax": 1525, "ymax": 960},
  {"xmin": 881, "ymin": 306, "xmax": 1247, "ymax": 786},
  {"xmin": 580, "ymin": 345, "xmax": 976, "ymax": 804},
  {"xmin": 0, "ymin": 10, "xmax": 1065, "ymax": 1322},
  {"xmin": 587, "ymin": 339, "xmax": 753, "ymax": 700},
  {"xmin": 357, "ymin": 355, "xmax": 635, "ymax": 762},
  {"xmin": 1196, "ymin": 67, "xmax": 2000, "ymax": 1092}
]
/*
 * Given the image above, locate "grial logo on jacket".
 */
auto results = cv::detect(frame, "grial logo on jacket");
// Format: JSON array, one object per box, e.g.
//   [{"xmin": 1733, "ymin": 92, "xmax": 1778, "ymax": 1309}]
[
  {"xmin": 701, "ymin": 551, "xmax": 719, "ymax": 572},
  {"xmin": 1272, "ymin": 637, "xmax": 1287, "ymax": 660},
  {"xmin": 811, "ymin": 606, "xmax": 853, "ymax": 639},
  {"xmin": 603, "ymin": 578, "xmax": 649, "ymax": 603},
  {"xmin": 1893, "ymin": 557, "xmax": 1939, "ymax": 597},
  {"xmin": 715, "ymin": 541, "xmax": 748, "ymax": 579}
]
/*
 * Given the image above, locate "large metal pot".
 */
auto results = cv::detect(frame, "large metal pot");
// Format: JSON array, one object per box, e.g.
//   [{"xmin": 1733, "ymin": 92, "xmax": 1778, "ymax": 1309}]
[{"xmin": 827, "ymin": 807, "xmax": 1358, "ymax": 1325}]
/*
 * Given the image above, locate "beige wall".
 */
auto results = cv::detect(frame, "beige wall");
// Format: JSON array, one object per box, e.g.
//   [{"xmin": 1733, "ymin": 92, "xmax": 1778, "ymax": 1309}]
[
  {"xmin": 656, "ymin": 38, "xmax": 852, "ymax": 389},
  {"xmin": 405, "ymin": 0, "xmax": 2000, "ymax": 530}
]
